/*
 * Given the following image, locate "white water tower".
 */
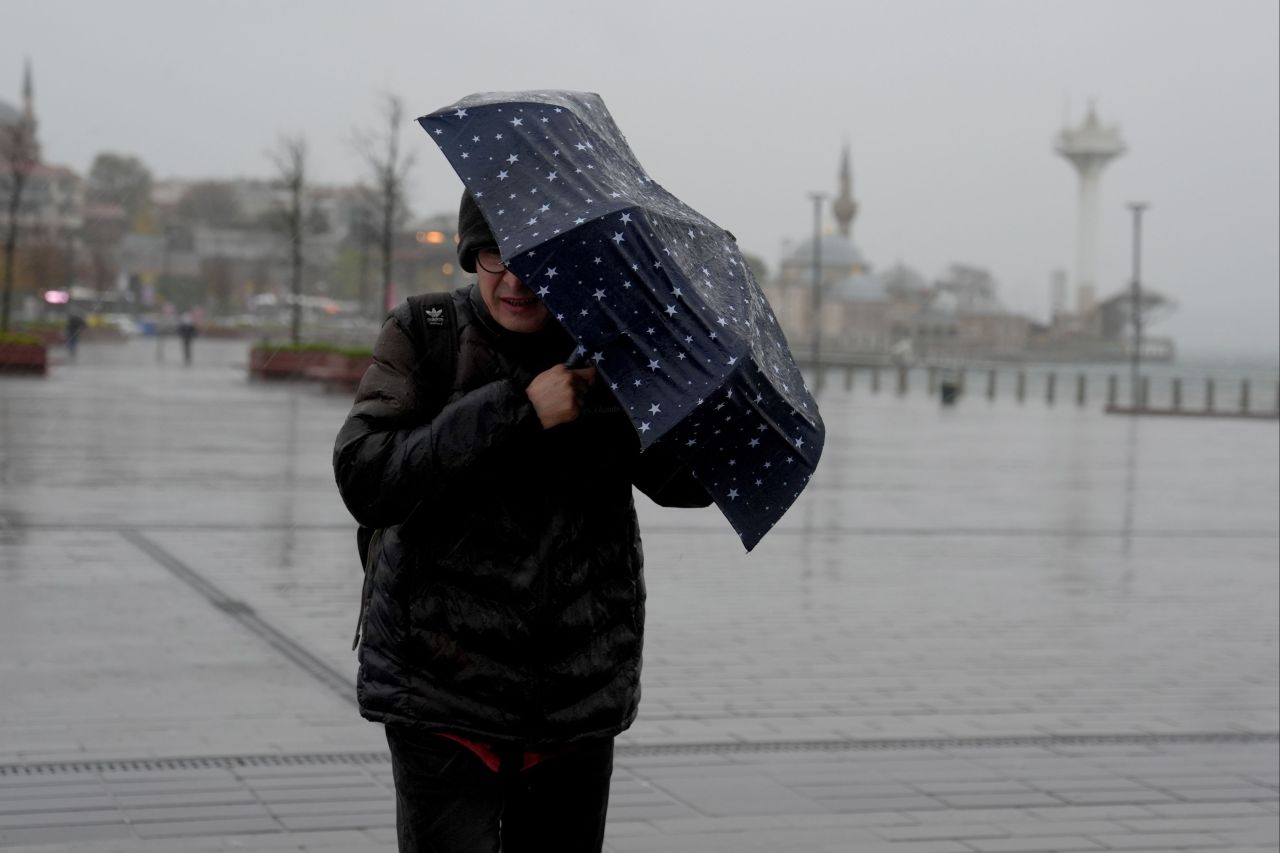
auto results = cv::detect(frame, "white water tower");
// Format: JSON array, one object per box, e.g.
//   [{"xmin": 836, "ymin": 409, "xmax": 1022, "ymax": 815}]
[{"xmin": 1055, "ymin": 104, "xmax": 1126, "ymax": 318}]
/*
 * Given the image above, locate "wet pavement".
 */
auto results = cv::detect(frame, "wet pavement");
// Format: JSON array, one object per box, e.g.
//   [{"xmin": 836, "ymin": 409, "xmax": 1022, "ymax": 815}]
[{"xmin": 0, "ymin": 338, "xmax": 1276, "ymax": 852}]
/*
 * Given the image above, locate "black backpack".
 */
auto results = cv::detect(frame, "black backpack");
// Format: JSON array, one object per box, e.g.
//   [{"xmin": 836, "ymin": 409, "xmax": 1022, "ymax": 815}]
[{"xmin": 351, "ymin": 291, "xmax": 459, "ymax": 650}]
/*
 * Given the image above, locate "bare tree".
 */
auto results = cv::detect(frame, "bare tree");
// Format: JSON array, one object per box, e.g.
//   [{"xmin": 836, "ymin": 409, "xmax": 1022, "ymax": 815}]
[
  {"xmin": 1, "ymin": 114, "xmax": 37, "ymax": 332},
  {"xmin": 356, "ymin": 94, "xmax": 414, "ymax": 316},
  {"xmin": 269, "ymin": 135, "xmax": 307, "ymax": 345},
  {"xmin": 348, "ymin": 187, "xmax": 376, "ymax": 314}
]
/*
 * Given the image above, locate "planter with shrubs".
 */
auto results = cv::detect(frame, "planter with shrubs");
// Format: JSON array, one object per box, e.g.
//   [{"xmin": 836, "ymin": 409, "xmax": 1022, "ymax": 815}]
[
  {"xmin": 0, "ymin": 332, "xmax": 49, "ymax": 375},
  {"xmin": 249, "ymin": 342, "xmax": 373, "ymax": 391}
]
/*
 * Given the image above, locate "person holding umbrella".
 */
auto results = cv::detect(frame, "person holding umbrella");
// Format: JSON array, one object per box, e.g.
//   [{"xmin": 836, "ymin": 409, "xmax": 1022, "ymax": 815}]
[
  {"xmin": 420, "ymin": 90, "xmax": 825, "ymax": 551},
  {"xmin": 333, "ymin": 192, "xmax": 710, "ymax": 852}
]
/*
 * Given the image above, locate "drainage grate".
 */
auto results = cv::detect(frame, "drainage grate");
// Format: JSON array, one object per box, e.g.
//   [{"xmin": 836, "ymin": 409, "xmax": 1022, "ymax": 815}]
[
  {"xmin": 616, "ymin": 730, "xmax": 1280, "ymax": 757},
  {"xmin": 0, "ymin": 751, "xmax": 390, "ymax": 777},
  {"xmin": 2, "ymin": 731, "xmax": 1274, "ymax": 777}
]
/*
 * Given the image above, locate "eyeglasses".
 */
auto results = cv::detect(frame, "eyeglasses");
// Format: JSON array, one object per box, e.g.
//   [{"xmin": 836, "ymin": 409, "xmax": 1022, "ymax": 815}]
[{"xmin": 476, "ymin": 249, "xmax": 507, "ymax": 275}]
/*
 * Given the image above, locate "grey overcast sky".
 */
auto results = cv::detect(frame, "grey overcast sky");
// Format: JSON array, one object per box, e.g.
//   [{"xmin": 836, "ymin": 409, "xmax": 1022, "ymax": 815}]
[{"xmin": 7, "ymin": 0, "xmax": 1279, "ymax": 359}]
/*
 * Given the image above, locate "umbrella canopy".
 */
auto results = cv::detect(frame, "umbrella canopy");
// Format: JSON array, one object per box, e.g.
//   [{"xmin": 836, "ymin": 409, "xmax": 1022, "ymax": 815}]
[{"xmin": 419, "ymin": 90, "xmax": 823, "ymax": 551}]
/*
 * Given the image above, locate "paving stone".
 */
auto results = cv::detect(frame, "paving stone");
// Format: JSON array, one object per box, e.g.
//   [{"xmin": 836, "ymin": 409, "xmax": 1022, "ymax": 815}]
[
  {"xmin": 0, "ymin": 824, "xmax": 134, "ymax": 846},
  {"xmin": 274, "ymin": 813, "xmax": 394, "ymax": 831},
  {"xmin": 0, "ymin": 795, "xmax": 117, "ymax": 815},
  {"xmin": 664, "ymin": 776, "xmax": 834, "ymax": 817},
  {"xmin": 0, "ymin": 782, "xmax": 105, "ymax": 798},
  {"xmin": 1028, "ymin": 777, "xmax": 1153, "ymax": 793},
  {"xmin": 0, "ymin": 810, "xmax": 124, "ymax": 830},
  {"xmin": 105, "ymin": 778, "xmax": 246, "ymax": 795},
  {"xmin": 1118, "ymin": 816, "xmax": 1278, "ymax": 835},
  {"xmin": 122, "ymin": 803, "xmax": 271, "ymax": 823},
  {"xmin": 250, "ymin": 785, "xmax": 387, "ymax": 804},
  {"xmin": 994, "ymin": 820, "xmax": 1130, "ymax": 836},
  {"xmin": 935, "ymin": 792, "xmax": 1066, "ymax": 808},
  {"xmin": 1161, "ymin": 786, "xmax": 1279, "ymax": 802},
  {"xmin": 1137, "ymin": 801, "xmax": 1276, "ymax": 818},
  {"xmin": 910, "ymin": 808, "xmax": 1037, "ymax": 824},
  {"xmin": 962, "ymin": 837, "xmax": 1104, "ymax": 852},
  {"xmin": 265, "ymin": 799, "xmax": 394, "ymax": 817},
  {"xmin": 791, "ymin": 781, "xmax": 920, "ymax": 798},
  {"xmin": 217, "ymin": 829, "xmax": 388, "ymax": 850},
  {"xmin": 131, "ymin": 817, "xmax": 283, "ymax": 838},
  {"xmin": 650, "ymin": 809, "xmax": 911, "ymax": 824},
  {"xmin": 874, "ymin": 822, "xmax": 1009, "ymax": 841},
  {"xmin": 605, "ymin": 802, "xmax": 700, "ymax": 821},
  {"xmin": 1088, "ymin": 832, "xmax": 1234, "ymax": 849},
  {"xmin": 823, "ymin": 795, "xmax": 948, "ymax": 813},
  {"xmin": 111, "ymin": 790, "xmax": 258, "ymax": 807},
  {"xmin": 912, "ymin": 780, "xmax": 1042, "ymax": 795},
  {"xmin": 1055, "ymin": 789, "xmax": 1179, "ymax": 805}
]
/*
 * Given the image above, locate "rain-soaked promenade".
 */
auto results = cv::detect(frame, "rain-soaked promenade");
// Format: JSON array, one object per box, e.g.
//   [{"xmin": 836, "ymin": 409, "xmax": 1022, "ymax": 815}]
[{"xmin": 1, "ymin": 338, "xmax": 1276, "ymax": 852}]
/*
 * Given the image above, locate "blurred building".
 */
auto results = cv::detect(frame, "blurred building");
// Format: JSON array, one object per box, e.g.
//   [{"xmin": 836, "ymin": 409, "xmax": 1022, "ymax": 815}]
[
  {"xmin": 140, "ymin": 178, "xmax": 375, "ymax": 312},
  {"xmin": 0, "ymin": 62, "xmax": 84, "ymax": 236},
  {"xmin": 1028, "ymin": 286, "xmax": 1176, "ymax": 362},
  {"xmin": 402, "ymin": 212, "xmax": 471, "ymax": 296}
]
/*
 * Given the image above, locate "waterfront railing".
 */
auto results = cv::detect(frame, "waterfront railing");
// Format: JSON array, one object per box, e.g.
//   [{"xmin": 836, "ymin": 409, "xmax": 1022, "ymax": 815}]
[{"xmin": 807, "ymin": 362, "xmax": 1280, "ymax": 419}]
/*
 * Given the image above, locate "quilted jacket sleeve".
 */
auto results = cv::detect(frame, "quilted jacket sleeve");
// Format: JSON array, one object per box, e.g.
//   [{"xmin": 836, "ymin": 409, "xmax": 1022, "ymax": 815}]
[{"xmin": 332, "ymin": 314, "xmax": 542, "ymax": 529}]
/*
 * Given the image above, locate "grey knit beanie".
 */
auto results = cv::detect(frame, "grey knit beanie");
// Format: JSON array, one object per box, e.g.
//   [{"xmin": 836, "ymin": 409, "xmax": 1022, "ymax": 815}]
[{"xmin": 457, "ymin": 191, "xmax": 498, "ymax": 274}]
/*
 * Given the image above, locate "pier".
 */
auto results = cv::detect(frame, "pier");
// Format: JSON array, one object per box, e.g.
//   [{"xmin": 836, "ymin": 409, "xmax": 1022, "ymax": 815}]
[{"xmin": 801, "ymin": 355, "xmax": 1280, "ymax": 418}]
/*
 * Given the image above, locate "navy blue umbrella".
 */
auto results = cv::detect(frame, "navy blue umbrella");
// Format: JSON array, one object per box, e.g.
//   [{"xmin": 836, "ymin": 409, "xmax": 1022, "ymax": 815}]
[{"xmin": 419, "ymin": 90, "xmax": 824, "ymax": 551}]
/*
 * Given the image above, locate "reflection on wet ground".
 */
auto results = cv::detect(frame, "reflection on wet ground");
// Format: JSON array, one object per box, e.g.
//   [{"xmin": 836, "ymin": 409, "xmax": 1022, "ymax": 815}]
[{"xmin": 0, "ymin": 339, "xmax": 1276, "ymax": 851}]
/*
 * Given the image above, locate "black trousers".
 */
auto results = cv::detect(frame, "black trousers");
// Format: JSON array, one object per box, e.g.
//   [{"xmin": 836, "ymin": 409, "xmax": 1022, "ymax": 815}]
[{"xmin": 385, "ymin": 726, "xmax": 614, "ymax": 853}]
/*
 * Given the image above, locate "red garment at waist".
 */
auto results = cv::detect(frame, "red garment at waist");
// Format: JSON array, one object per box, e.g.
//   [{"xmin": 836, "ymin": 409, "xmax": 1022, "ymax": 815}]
[{"xmin": 435, "ymin": 732, "xmax": 555, "ymax": 773}]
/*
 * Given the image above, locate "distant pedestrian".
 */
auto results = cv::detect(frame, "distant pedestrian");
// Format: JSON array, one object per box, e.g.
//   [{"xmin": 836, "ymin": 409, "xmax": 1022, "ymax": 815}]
[
  {"xmin": 177, "ymin": 313, "xmax": 197, "ymax": 365},
  {"xmin": 65, "ymin": 312, "xmax": 86, "ymax": 361}
]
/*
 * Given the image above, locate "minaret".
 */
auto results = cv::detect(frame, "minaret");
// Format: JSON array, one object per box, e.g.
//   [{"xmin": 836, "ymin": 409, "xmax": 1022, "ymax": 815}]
[
  {"xmin": 832, "ymin": 142, "xmax": 857, "ymax": 238},
  {"xmin": 19, "ymin": 58, "xmax": 39, "ymax": 161},
  {"xmin": 22, "ymin": 59, "xmax": 34, "ymax": 122},
  {"xmin": 1055, "ymin": 102, "xmax": 1125, "ymax": 317}
]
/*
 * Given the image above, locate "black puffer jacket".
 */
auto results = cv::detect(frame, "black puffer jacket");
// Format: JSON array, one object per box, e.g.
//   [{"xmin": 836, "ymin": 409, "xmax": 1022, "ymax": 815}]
[{"xmin": 334, "ymin": 286, "xmax": 709, "ymax": 747}]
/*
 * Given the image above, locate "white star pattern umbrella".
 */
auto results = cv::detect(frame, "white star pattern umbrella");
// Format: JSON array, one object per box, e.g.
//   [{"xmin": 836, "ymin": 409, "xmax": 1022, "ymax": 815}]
[{"xmin": 420, "ymin": 91, "xmax": 824, "ymax": 550}]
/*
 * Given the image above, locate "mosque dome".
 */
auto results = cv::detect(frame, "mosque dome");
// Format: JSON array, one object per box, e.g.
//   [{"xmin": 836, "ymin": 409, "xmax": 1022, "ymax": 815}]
[{"xmin": 783, "ymin": 233, "xmax": 869, "ymax": 271}]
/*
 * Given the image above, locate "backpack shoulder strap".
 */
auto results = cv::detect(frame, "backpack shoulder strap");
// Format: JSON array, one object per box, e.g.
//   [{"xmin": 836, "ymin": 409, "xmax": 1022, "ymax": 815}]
[
  {"xmin": 402, "ymin": 291, "xmax": 460, "ymax": 417},
  {"xmin": 352, "ymin": 291, "xmax": 460, "ymax": 652}
]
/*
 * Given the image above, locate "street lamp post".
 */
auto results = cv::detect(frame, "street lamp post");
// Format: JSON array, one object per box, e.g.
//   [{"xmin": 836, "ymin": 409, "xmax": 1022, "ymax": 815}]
[
  {"xmin": 809, "ymin": 192, "xmax": 827, "ymax": 396},
  {"xmin": 1127, "ymin": 202, "xmax": 1148, "ymax": 408},
  {"xmin": 157, "ymin": 223, "xmax": 174, "ymax": 363}
]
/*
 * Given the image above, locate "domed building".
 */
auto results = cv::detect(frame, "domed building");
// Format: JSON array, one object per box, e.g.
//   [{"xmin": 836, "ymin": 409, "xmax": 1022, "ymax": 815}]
[
  {"xmin": 768, "ymin": 145, "xmax": 923, "ymax": 355},
  {"xmin": 766, "ymin": 146, "xmax": 1031, "ymax": 361}
]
